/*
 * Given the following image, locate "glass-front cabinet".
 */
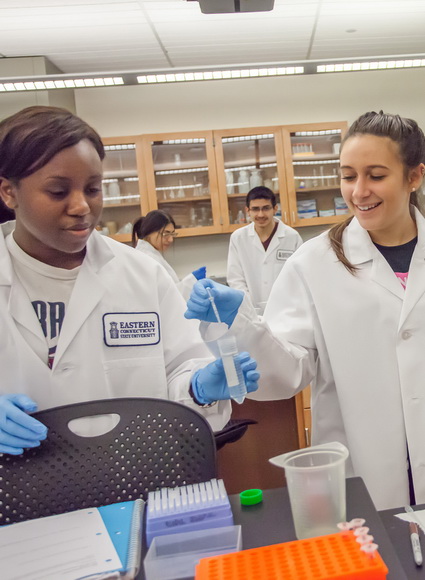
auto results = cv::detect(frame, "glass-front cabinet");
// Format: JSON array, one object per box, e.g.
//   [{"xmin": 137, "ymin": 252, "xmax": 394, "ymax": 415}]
[
  {"xmin": 142, "ymin": 131, "xmax": 221, "ymax": 236},
  {"xmin": 213, "ymin": 127, "xmax": 289, "ymax": 232},
  {"xmin": 282, "ymin": 122, "xmax": 348, "ymax": 227},
  {"xmin": 99, "ymin": 121, "xmax": 349, "ymax": 243},
  {"xmin": 100, "ymin": 136, "xmax": 146, "ymax": 243}
]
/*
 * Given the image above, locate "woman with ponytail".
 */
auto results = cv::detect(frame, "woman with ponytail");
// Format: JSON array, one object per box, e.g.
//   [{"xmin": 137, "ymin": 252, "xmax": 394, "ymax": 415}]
[{"xmin": 186, "ymin": 111, "xmax": 425, "ymax": 510}]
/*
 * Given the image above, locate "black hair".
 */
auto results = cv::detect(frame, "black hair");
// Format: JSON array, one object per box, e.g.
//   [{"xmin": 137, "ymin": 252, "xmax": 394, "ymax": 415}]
[
  {"xmin": 0, "ymin": 198, "xmax": 15, "ymax": 223},
  {"xmin": 246, "ymin": 186, "xmax": 276, "ymax": 207},
  {"xmin": 329, "ymin": 110, "xmax": 425, "ymax": 273},
  {"xmin": 0, "ymin": 105, "xmax": 105, "ymax": 182},
  {"xmin": 132, "ymin": 210, "xmax": 176, "ymax": 247}
]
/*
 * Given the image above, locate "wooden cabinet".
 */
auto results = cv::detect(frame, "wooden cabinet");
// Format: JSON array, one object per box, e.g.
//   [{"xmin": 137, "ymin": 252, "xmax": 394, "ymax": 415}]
[
  {"xmin": 281, "ymin": 121, "xmax": 348, "ymax": 227},
  {"xmin": 217, "ymin": 398, "xmax": 300, "ymax": 494},
  {"xmin": 141, "ymin": 130, "xmax": 222, "ymax": 236},
  {"xmin": 99, "ymin": 121, "xmax": 349, "ymax": 241},
  {"xmin": 212, "ymin": 127, "xmax": 289, "ymax": 232},
  {"xmin": 100, "ymin": 136, "xmax": 147, "ymax": 244}
]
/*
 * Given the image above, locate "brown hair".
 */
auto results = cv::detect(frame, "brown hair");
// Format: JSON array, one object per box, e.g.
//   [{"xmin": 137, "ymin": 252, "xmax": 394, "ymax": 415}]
[
  {"xmin": 0, "ymin": 105, "xmax": 105, "ymax": 182},
  {"xmin": 329, "ymin": 111, "xmax": 425, "ymax": 273}
]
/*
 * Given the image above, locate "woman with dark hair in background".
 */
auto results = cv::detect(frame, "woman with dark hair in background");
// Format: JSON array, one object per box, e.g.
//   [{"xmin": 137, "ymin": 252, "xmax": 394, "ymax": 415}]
[{"xmin": 132, "ymin": 210, "xmax": 206, "ymax": 300}]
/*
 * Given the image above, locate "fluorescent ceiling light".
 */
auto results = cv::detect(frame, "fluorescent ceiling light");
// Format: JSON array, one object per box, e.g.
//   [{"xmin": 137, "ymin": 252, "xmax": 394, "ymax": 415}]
[
  {"xmin": 0, "ymin": 76, "xmax": 124, "ymax": 92},
  {"xmin": 0, "ymin": 54, "xmax": 423, "ymax": 93},
  {"xmin": 137, "ymin": 67, "xmax": 303, "ymax": 85},
  {"xmin": 317, "ymin": 59, "xmax": 425, "ymax": 73}
]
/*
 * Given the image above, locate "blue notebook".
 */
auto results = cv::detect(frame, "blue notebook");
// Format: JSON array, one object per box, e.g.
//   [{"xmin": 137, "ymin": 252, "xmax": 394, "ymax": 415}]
[
  {"xmin": 0, "ymin": 498, "xmax": 145, "ymax": 580},
  {"xmin": 97, "ymin": 499, "xmax": 145, "ymax": 579}
]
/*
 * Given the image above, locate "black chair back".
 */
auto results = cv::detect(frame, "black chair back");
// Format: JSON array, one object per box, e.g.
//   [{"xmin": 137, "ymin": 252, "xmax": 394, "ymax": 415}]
[{"xmin": 0, "ymin": 397, "xmax": 217, "ymax": 525}]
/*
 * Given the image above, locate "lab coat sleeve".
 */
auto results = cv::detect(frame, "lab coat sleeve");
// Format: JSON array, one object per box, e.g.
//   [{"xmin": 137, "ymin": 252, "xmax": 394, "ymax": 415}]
[
  {"xmin": 176, "ymin": 273, "xmax": 197, "ymax": 302},
  {"xmin": 229, "ymin": 256, "xmax": 318, "ymax": 400},
  {"xmin": 226, "ymin": 234, "xmax": 249, "ymax": 295},
  {"xmin": 157, "ymin": 270, "xmax": 231, "ymax": 431}
]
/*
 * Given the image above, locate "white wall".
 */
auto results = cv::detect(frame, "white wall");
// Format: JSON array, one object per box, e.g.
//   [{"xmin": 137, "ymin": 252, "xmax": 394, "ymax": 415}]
[{"xmin": 75, "ymin": 68, "xmax": 425, "ymax": 135}]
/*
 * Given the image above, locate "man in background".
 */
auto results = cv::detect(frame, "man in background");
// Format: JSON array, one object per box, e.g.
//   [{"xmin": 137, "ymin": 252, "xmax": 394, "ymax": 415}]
[{"xmin": 227, "ymin": 186, "xmax": 302, "ymax": 313}]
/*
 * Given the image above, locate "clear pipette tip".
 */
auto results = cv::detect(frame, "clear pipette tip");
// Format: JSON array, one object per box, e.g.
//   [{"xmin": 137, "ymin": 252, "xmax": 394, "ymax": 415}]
[{"xmin": 206, "ymin": 286, "xmax": 222, "ymax": 324}]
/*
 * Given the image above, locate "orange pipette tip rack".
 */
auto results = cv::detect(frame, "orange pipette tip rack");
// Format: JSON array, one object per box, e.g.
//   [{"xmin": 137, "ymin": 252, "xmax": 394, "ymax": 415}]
[{"xmin": 195, "ymin": 531, "xmax": 389, "ymax": 580}]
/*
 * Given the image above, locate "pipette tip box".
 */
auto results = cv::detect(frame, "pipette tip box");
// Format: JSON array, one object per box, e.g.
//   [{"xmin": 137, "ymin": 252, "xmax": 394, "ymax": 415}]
[
  {"xmin": 146, "ymin": 478, "xmax": 233, "ymax": 547},
  {"xmin": 195, "ymin": 530, "xmax": 389, "ymax": 580}
]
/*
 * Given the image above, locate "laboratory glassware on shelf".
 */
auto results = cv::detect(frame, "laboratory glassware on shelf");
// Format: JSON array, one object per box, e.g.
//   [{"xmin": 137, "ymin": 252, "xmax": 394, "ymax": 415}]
[
  {"xmin": 213, "ymin": 127, "xmax": 288, "ymax": 232},
  {"xmin": 281, "ymin": 121, "xmax": 348, "ymax": 227},
  {"xmin": 141, "ymin": 130, "xmax": 221, "ymax": 235},
  {"xmin": 100, "ymin": 137, "xmax": 146, "ymax": 243}
]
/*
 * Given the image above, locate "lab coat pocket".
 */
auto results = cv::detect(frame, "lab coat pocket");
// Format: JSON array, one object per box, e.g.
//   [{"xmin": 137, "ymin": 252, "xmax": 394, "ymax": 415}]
[{"xmin": 102, "ymin": 356, "xmax": 168, "ymax": 398}]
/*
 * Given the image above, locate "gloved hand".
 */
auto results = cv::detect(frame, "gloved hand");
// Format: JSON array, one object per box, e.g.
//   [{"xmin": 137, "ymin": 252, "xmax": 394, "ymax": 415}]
[
  {"xmin": 0, "ymin": 394, "xmax": 48, "ymax": 455},
  {"xmin": 185, "ymin": 278, "xmax": 244, "ymax": 327},
  {"xmin": 191, "ymin": 352, "xmax": 260, "ymax": 404},
  {"xmin": 192, "ymin": 266, "xmax": 207, "ymax": 280}
]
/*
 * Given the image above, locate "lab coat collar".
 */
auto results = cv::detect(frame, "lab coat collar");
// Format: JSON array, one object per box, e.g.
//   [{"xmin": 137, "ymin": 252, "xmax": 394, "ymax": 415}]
[
  {"xmin": 0, "ymin": 221, "xmax": 15, "ymax": 286},
  {"xmin": 248, "ymin": 217, "xmax": 286, "ymax": 238},
  {"xmin": 399, "ymin": 208, "xmax": 425, "ymax": 327},
  {"xmin": 0, "ymin": 221, "xmax": 46, "ymax": 346},
  {"xmin": 52, "ymin": 231, "xmax": 114, "ymax": 366},
  {"xmin": 0, "ymin": 225, "xmax": 116, "ymax": 366},
  {"xmin": 344, "ymin": 217, "xmax": 374, "ymax": 266},
  {"xmin": 344, "ymin": 207, "xmax": 425, "ymax": 304},
  {"xmin": 344, "ymin": 207, "xmax": 425, "ymax": 264},
  {"xmin": 343, "ymin": 217, "xmax": 403, "ymax": 299}
]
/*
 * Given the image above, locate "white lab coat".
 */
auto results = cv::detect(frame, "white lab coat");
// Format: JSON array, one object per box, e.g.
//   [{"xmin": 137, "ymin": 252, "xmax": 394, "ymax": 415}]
[
  {"xmin": 227, "ymin": 219, "xmax": 303, "ymax": 309},
  {"xmin": 135, "ymin": 239, "xmax": 196, "ymax": 301},
  {"xmin": 223, "ymin": 208, "xmax": 425, "ymax": 509},
  {"xmin": 0, "ymin": 222, "xmax": 230, "ymax": 432}
]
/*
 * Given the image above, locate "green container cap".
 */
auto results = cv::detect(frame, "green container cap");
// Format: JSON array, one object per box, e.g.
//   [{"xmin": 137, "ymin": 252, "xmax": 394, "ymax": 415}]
[{"xmin": 240, "ymin": 488, "xmax": 263, "ymax": 506}]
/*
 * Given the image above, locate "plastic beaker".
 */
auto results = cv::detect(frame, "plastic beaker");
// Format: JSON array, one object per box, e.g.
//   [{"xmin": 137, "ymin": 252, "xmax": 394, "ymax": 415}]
[{"xmin": 269, "ymin": 441, "xmax": 349, "ymax": 540}]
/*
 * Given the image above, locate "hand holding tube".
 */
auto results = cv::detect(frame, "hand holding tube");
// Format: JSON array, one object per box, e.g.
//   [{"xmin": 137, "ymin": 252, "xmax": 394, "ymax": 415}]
[
  {"xmin": 0, "ymin": 394, "xmax": 48, "ymax": 455},
  {"xmin": 191, "ymin": 352, "xmax": 259, "ymax": 405},
  {"xmin": 185, "ymin": 279, "xmax": 244, "ymax": 327}
]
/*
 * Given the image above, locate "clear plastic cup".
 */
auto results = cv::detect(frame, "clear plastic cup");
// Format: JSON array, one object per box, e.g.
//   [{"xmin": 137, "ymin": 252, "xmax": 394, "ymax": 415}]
[{"xmin": 269, "ymin": 441, "xmax": 349, "ymax": 540}]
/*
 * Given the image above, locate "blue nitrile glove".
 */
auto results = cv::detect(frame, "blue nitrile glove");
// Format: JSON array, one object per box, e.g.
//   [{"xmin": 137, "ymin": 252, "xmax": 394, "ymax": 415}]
[
  {"xmin": 191, "ymin": 352, "xmax": 260, "ymax": 404},
  {"xmin": 185, "ymin": 278, "xmax": 244, "ymax": 327},
  {"xmin": 192, "ymin": 266, "xmax": 207, "ymax": 280},
  {"xmin": 0, "ymin": 394, "xmax": 48, "ymax": 455}
]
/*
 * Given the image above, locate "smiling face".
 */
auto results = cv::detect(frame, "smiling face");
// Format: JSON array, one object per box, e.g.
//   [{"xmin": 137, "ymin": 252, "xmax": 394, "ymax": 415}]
[
  {"xmin": 246, "ymin": 198, "xmax": 277, "ymax": 234},
  {"xmin": 340, "ymin": 134, "xmax": 424, "ymax": 245},
  {"xmin": 0, "ymin": 139, "xmax": 103, "ymax": 268}
]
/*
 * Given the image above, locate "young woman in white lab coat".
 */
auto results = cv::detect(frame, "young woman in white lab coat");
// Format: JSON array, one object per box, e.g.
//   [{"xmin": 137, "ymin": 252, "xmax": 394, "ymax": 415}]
[
  {"xmin": 0, "ymin": 106, "xmax": 260, "ymax": 455},
  {"xmin": 132, "ymin": 211, "xmax": 206, "ymax": 301},
  {"xmin": 186, "ymin": 111, "xmax": 425, "ymax": 510}
]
